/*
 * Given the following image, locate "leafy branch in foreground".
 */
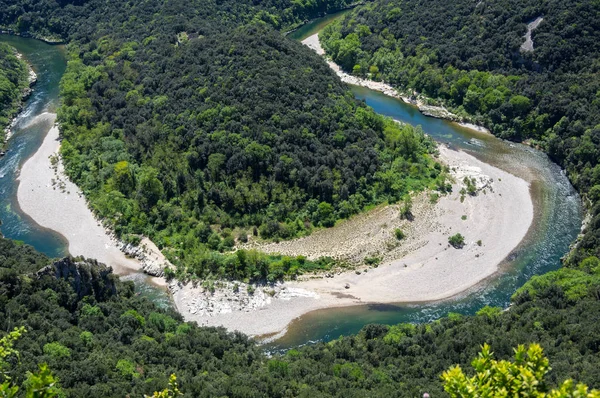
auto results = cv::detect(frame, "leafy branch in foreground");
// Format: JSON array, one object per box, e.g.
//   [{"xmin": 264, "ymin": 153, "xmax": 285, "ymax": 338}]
[
  {"xmin": 0, "ymin": 327, "xmax": 63, "ymax": 398},
  {"xmin": 146, "ymin": 374, "xmax": 182, "ymax": 398},
  {"xmin": 442, "ymin": 343, "xmax": 600, "ymax": 397}
]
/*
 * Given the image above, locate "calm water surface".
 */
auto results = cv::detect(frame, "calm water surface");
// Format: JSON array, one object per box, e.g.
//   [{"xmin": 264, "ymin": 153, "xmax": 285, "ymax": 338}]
[
  {"xmin": 0, "ymin": 35, "xmax": 171, "ymax": 308},
  {"xmin": 0, "ymin": 30, "xmax": 583, "ymax": 345},
  {"xmin": 271, "ymin": 86, "xmax": 581, "ymax": 349},
  {"xmin": 268, "ymin": 19, "xmax": 582, "ymax": 348}
]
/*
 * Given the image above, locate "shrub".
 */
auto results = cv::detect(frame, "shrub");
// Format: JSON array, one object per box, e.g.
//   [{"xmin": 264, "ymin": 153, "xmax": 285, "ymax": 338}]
[
  {"xmin": 449, "ymin": 233, "xmax": 465, "ymax": 249},
  {"xmin": 394, "ymin": 228, "xmax": 405, "ymax": 240}
]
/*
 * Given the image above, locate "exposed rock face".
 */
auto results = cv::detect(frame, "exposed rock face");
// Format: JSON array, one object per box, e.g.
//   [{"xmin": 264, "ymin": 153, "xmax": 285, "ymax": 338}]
[
  {"xmin": 36, "ymin": 257, "xmax": 117, "ymax": 301},
  {"xmin": 521, "ymin": 16, "xmax": 544, "ymax": 52},
  {"xmin": 419, "ymin": 104, "xmax": 459, "ymax": 121},
  {"xmin": 120, "ymin": 237, "xmax": 172, "ymax": 277}
]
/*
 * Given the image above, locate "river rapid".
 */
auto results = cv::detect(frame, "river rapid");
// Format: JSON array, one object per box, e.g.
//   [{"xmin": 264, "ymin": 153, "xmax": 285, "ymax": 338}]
[{"xmin": 0, "ymin": 27, "xmax": 582, "ymax": 349}]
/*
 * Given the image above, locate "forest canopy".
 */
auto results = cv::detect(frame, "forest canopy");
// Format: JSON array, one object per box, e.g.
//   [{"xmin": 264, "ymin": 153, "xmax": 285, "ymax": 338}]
[
  {"xmin": 1, "ymin": 236, "xmax": 600, "ymax": 397},
  {"xmin": 1, "ymin": 0, "xmax": 600, "ymax": 396},
  {"xmin": 320, "ymin": 0, "xmax": 600, "ymax": 264},
  {"xmin": 0, "ymin": 0, "xmax": 446, "ymax": 282},
  {"xmin": 0, "ymin": 42, "xmax": 28, "ymax": 144}
]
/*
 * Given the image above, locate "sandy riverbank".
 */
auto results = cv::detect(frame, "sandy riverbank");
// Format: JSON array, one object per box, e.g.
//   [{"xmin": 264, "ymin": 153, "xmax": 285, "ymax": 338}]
[
  {"xmin": 172, "ymin": 145, "xmax": 534, "ymax": 338},
  {"xmin": 17, "ymin": 115, "xmax": 168, "ymax": 280},
  {"xmin": 302, "ymin": 33, "xmax": 491, "ymax": 134}
]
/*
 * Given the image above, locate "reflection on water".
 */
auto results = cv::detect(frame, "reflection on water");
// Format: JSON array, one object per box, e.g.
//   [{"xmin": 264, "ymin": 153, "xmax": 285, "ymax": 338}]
[
  {"xmin": 1, "ymin": 31, "xmax": 583, "ymax": 350},
  {"xmin": 287, "ymin": 9, "xmax": 353, "ymax": 41},
  {"xmin": 121, "ymin": 273, "xmax": 174, "ymax": 310}
]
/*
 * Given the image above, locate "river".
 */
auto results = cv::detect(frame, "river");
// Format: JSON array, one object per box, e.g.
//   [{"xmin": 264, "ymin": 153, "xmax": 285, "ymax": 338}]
[
  {"xmin": 0, "ymin": 27, "xmax": 582, "ymax": 350},
  {"xmin": 269, "ymin": 14, "xmax": 583, "ymax": 348},
  {"xmin": 0, "ymin": 34, "xmax": 171, "ymax": 308}
]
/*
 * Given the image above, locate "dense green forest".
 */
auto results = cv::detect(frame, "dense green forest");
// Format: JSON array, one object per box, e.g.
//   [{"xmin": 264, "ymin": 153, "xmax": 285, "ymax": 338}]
[
  {"xmin": 1, "ymin": 236, "xmax": 599, "ymax": 396},
  {"xmin": 0, "ymin": 0, "xmax": 358, "ymax": 41},
  {"xmin": 0, "ymin": 42, "xmax": 28, "ymax": 144},
  {"xmin": 320, "ymin": 0, "xmax": 600, "ymax": 264},
  {"xmin": 1, "ymin": 0, "xmax": 600, "ymax": 396},
  {"xmin": 1, "ymin": 0, "xmax": 445, "ymax": 281}
]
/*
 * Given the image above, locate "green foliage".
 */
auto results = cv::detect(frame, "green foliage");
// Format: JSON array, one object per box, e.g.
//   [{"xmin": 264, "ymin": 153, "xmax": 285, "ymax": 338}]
[
  {"xmin": 513, "ymin": 268, "xmax": 600, "ymax": 303},
  {"xmin": 449, "ymin": 233, "xmax": 465, "ymax": 249},
  {"xmin": 0, "ymin": 43, "xmax": 29, "ymax": 145},
  {"xmin": 321, "ymin": 0, "xmax": 600, "ymax": 265},
  {"xmin": 0, "ymin": 327, "xmax": 63, "ymax": 398},
  {"xmin": 442, "ymin": 344, "xmax": 600, "ymax": 397},
  {"xmin": 42, "ymin": 343, "xmax": 71, "ymax": 359},
  {"xmin": 383, "ymin": 323, "xmax": 415, "ymax": 344},
  {"xmin": 394, "ymin": 228, "xmax": 405, "ymax": 240},
  {"xmin": 115, "ymin": 359, "xmax": 137, "ymax": 379},
  {"xmin": 475, "ymin": 306, "xmax": 502, "ymax": 318},
  {"xmin": 364, "ymin": 256, "xmax": 381, "ymax": 266},
  {"xmin": 1, "ymin": 233, "xmax": 600, "ymax": 396},
  {"xmin": 146, "ymin": 374, "xmax": 182, "ymax": 398},
  {"xmin": 12, "ymin": 0, "xmax": 443, "ymax": 283}
]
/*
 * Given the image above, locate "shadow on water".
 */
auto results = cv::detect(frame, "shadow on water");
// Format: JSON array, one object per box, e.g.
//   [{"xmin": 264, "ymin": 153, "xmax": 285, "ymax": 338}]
[
  {"xmin": 1, "ymin": 24, "xmax": 583, "ymax": 350},
  {"xmin": 287, "ymin": 9, "xmax": 353, "ymax": 41}
]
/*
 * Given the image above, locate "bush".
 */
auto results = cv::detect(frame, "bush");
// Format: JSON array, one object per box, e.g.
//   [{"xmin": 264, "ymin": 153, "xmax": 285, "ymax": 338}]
[
  {"xmin": 394, "ymin": 228, "xmax": 405, "ymax": 240},
  {"xmin": 448, "ymin": 233, "xmax": 465, "ymax": 249}
]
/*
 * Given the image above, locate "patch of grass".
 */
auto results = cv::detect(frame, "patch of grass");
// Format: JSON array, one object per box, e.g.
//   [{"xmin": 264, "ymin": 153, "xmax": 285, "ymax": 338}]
[
  {"xmin": 394, "ymin": 228, "xmax": 405, "ymax": 240},
  {"xmin": 365, "ymin": 256, "xmax": 381, "ymax": 266}
]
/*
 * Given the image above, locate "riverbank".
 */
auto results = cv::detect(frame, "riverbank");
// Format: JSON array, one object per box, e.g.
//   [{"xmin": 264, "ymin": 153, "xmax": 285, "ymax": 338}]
[
  {"xmin": 0, "ymin": 29, "xmax": 64, "ymax": 44},
  {"xmin": 172, "ymin": 145, "xmax": 534, "ymax": 338},
  {"xmin": 301, "ymin": 33, "xmax": 491, "ymax": 134},
  {"xmin": 2, "ymin": 50, "xmax": 37, "ymax": 146},
  {"xmin": 16, "ymin": 115, "xmax": 168, "ymax": 281}
]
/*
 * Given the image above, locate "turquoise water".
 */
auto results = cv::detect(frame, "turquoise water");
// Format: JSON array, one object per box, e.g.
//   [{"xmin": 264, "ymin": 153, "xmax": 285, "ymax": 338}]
[
  {"xmin": 0, "ymin": 35, "xmax": 68, "ymax": 258},
  {"xmin": 271, "ymin": 87, "xmax": 581, "ymax": 348},
  {"xmin": 267, "ymin": 24, "xmax": 582, "ymax": 348},
  {"xmin": 0, "ymin": 35, "xmax": 171, "ymax": 308},
  {"xmin": 287, "ymin": 9, "xmax": 352, "ymax": 41},
  {"xmin": 0, "ymin": 32, "xmax": 582, "ymax": 348}
]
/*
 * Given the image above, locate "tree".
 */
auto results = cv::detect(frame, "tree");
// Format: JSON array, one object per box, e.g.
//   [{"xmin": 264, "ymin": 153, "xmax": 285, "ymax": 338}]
[
  {"xmin": 442, "ymin": 344, "xmax": 600, "ymax": 397},
  {"xmin": 449, "ymin": 233, "xmax": 465, "ymax": 248},
  {"xmin": 0, "ymin": 327, "xmax": 63, "ymax": 398},
  {"xmin": 137, "ymin": 166, "xmax": 164, "ymax": 210},
  {"xmin": 146, "ymin": 374, "xmax": 182, "ymax": 398},
  {"xmin": 400, "ymin": 196, "xmax": 413, "ymax": 220},
  {"xmin": 113, "ymin": 161, "xmax": 135, "ymax": 195},
  {"xmin": 394, "ymin": 228, "xmax": 405, "ymax": 240}
]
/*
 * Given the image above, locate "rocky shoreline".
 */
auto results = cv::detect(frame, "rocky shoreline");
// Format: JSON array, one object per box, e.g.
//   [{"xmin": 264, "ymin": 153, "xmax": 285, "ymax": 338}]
[
  {"xmin": 17, "ymin": 118, "xmax": 170, "ymax": 286},
  {"xmin": 172, "ymin": 146, "xmax": 533, "ymax": 338},
  {"xmin": 302, "ymin": 33, "xmax": 491, "ymax": 134}
]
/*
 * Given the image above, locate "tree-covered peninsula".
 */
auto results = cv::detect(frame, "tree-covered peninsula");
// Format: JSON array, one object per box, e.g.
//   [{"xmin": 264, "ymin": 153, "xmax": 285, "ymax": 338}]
[
  {"xmin": 320, "ymin": 0, "xmax": 600, "ymax": 265},
  {"xmin": 1, "ymin": 0, "xmax": 600, "ymax": 396},
  {"xmin": 2, "ymin": 0, "xmax": 447, "ymax": 282}
]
